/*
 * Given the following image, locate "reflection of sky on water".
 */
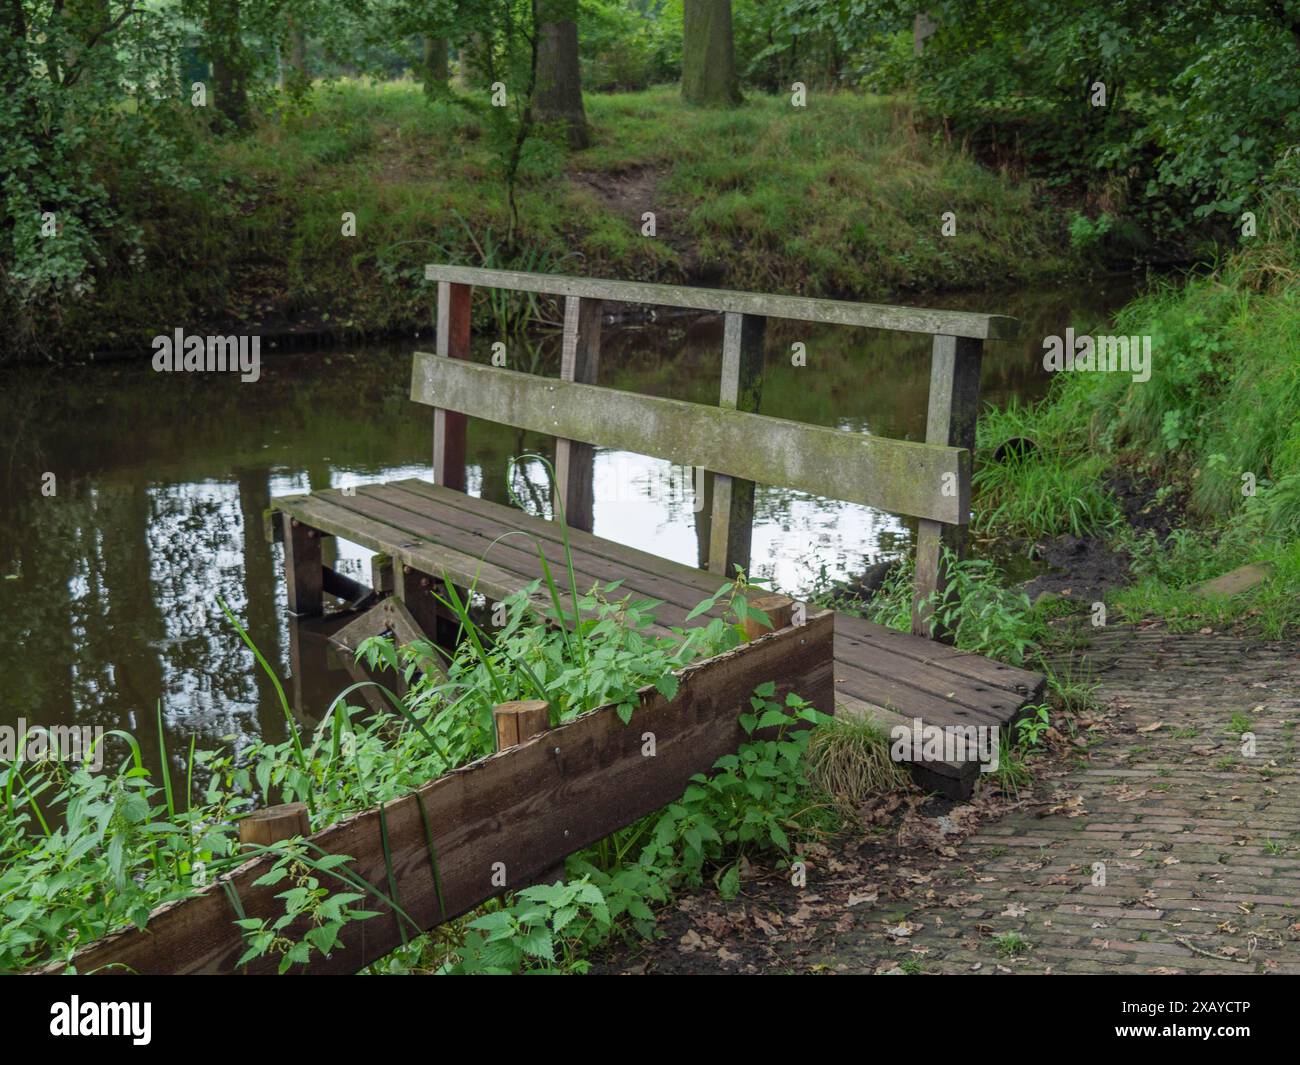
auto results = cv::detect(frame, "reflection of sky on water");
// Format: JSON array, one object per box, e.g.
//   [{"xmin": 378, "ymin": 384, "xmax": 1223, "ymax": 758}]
[
  {"xmin": 149, "ymin": 480, "xmax": 259, "ymax": 744},
  {"xmin": 499, "ymin": 434, "xmax": 905, "ymax": 598},
  {"xmin": 582, "ymin": 451, "xmax": 905, "ymax": 596}
]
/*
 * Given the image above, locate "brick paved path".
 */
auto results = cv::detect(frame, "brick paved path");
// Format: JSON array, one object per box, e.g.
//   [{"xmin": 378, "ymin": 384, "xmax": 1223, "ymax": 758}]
[{"xmin": 843, "ymin": 628, "xmax": 1300, "ymax": 974}]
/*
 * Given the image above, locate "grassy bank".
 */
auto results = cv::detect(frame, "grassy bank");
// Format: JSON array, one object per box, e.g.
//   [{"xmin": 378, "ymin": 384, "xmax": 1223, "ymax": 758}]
[
  {"xmin": 35, "ymin": 80, "xmax": 1081, "ymax": 362},
  {"xmin": 971, "ymin": 179, "xmax": 1300, "ymax": 637}
]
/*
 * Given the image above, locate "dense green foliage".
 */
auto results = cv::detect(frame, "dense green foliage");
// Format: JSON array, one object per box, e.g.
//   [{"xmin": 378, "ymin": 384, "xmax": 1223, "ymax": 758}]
[
  {"xmin": 908, "ymin": 1, "xmax": 1300, "ymax": 250},
  {"xmin": 0, "ymin": 564, "xmax": 833, "ymax": 972},
  {"xmin": 973, "ymin": 172, "xmax": 1300, "ymax": 635},
  {"xmin": 10, "ymin": 1, "xmax": 1299, "ymax": 360},
  {"xmin": 7, "ymin": 79, "xmax": 1074, "ymax": 360}
]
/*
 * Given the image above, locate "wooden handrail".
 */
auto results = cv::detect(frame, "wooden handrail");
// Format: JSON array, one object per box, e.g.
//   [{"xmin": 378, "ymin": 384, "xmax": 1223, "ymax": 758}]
[
  {"xmin": 411, "ymin": 352, "xmax": 970, "ymax": 525},
  {"xmin": 423, "ymin": 266, "xmax": 1013, "ymax": 642},
  {"xmin": 424, "ymin": 264, "xmax": 1018, "ymax": 341}
]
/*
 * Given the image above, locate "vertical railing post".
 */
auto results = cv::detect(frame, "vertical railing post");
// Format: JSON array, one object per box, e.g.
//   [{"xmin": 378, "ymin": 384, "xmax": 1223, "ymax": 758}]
[
  {"xmin": 433, "ymin": 281, "xmax": 473, "ymax": 491},
  {"xmin": 707, "ymin": 311, "xmax": 765, "ymax": 577},
  {"xmin": 912, "ymin": 334, "xmax": 982, "ymax": 641},
  {"xmin": 553, "ymin": 295, "xmax": 603, "ymax": 531}
]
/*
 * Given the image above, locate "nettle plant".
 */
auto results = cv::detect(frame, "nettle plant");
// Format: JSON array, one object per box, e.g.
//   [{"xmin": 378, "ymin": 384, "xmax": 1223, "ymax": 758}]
[
  {"xmin": 862, "ymin": 549, "xmax": 1043, "ymax": 667},
  {"xmin": 1, "ymin": 535, "xmax": 823, "ymax": 973},
  {"xmin": 0, "ymin": 717, "xmax": 243, "ymax": 973},
  {"xmin": 441, "ymin": 684, "xmax": 832, "ymax": 975}
]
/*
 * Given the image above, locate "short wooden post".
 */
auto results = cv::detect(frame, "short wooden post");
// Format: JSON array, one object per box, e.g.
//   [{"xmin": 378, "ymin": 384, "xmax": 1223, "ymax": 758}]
[
  {"xmin": 493, "ymin": 700, "xmax": 550, "ymax": 750},
  {"xmin": 742, "ymin": 593, "xmax": 795, "ymax": 641},
  {"xmin": 493, "ymin": 701, "xmax": 562, "ymax": 886},
  {"xmin": 912, "ymin": 334, "xmax": 982, "ymax": 641},
  {"xmin": 553, "ymin": 295, "xmax": 603, "ymax": 532},
  {"xmin": 281, "ymin": 513, "xmax": 323, "ymax": 616},
  {"xmin": 433, "ymin": 281, "xmax": 473, "ymax": 491},
  {"xmin": 239, "ymin": 802, "xmax": 311, "ymax": 848},
  {"xmin": 707, "ymin": 311, "xmax": 765, "ymax": 577}
]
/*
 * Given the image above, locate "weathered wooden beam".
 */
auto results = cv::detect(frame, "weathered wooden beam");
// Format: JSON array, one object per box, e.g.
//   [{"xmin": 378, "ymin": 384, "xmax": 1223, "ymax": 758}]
[
  {"xmin": 708, "ymin": 311, "xmax": 765, "ymax": 576},
  {"xmin": 325, "ymin": 604, "xmax": 398, "ymax": 713},
  {"xmin": 54, "ymin": 609, "xmax": 835, "ymax": 975},
  {"xmin": 280, "ymin": 513, "xmax": 323, "ymax": 616},
  {"xmin": 411, "ymin": 354, "xmax": 969, "ymax": 525},
  {"xmin": 370, "ymin": 552, "xmax": 394, "ymax": 595},
  {"xmin": 433, "ymin": 281, "xmax": 473, "ymax": 491},
  {"xmin": 553, "ymin": 295, "xmax": 603, "ymax": 532},
  {"xmin": 912, "ymin": 335, "xmax": 983, "ymax": 641},
  {"xmin": 424, "ymin": 265, "xmax": 1018, "ymax": 341},
  {"xmin": 835, "ymin": 692, "xmax": 979, "ymax": 799},
  {"xmin": 322, "ymin": 565, "xmax": 376, "ymax": 610},
  {"xmin": 328, "ymin": 602, "xmax": 391, "ymax": 656},
  {"xmin": 329, "ymin": 596, "xmax": 448, "ymax": 703},
  {"xmin": 271, "ymin": 493, "xmax": 558, "ymax": 621},
  {"xmin": 397, "ymin": 563, "xmax": 448, "ymax": 650},
  {"xmin": 381, "ymin": 598, "xmax": 435, "ymax": 655}
]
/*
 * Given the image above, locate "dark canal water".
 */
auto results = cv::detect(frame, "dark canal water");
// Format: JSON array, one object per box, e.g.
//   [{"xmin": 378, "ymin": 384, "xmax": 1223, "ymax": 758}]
[{"xmin": 0, "ymin": 279, "xmax": 1139, "ymax": 767}]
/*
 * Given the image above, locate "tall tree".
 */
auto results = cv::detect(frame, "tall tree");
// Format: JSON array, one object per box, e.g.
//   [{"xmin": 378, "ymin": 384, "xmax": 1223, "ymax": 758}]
[
  {"xmin": 286, "ymin": 14, "xmax": 307, "ymax": 76},
  {"xmin": 420, "ymin": 36, "xmax": 449, "ymax": 96},
  {"xmin": 682, "ymin": 0, "xmax": 740, "ymax": 107},
  {"xmin": 386, "ymin": 0, "xmax": 456, "ymax": 97},
  {"xmin": 203, "ymin": 0, "xmax": 252, "ymax": 130},
  {"xmin": 532, "ymin": 0, "xmax": 589, "ymax": 147}
]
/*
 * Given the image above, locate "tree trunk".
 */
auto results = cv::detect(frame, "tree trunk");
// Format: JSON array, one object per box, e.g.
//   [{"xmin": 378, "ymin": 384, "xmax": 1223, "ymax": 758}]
[
  {"xmin": 420, "ymin": 36, "xmax": 448, "ymax": 97},
  {"xmin": 206, "ymin": 0, "xmax": 250, "ymax": 131},
  {"xmin": 1, "ymin": 0, "xmax": 29, "ymax": 99},
  {"xmin": 682, "ymin": 0, "xmax": 741, "ymax": 107},
  {"xmin": 287, "ymin": 15, "xmax": 307, "ymax": 74},
  {"xmin": 460, "ymin": 31, "xmax": 493, "ymax": 87},
  {"xmin": 532, "ymin": 0, "xmax": 589, "ymax": 148}
]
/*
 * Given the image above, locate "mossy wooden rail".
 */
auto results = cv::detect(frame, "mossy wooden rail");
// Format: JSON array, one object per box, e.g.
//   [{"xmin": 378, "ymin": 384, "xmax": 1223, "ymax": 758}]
[
  {"xmin": 268, "ymin": 266, "xmax": 1043, "ymax": 798},
  {"xmin": 53, "ymin": 609, "xmax": 833, "ymax": 975}
]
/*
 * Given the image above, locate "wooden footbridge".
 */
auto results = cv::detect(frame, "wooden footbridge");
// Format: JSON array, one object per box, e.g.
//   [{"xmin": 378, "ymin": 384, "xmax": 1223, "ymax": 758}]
[{"xmin": 269, "ymin": 266, "xmax": 1044, "ymax": 796}]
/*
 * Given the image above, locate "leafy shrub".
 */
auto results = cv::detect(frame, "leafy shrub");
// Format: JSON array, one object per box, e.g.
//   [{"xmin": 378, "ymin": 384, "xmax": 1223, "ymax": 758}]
[{"xmin": 444, "ymin": 686, "xmax": 833, "ymax": 974}]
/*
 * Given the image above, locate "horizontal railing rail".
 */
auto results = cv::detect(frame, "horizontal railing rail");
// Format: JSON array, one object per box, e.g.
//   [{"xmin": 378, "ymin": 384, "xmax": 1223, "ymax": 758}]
[
  {"xmin": 424, "ymin": 264, "xmax": 1017, "ymax": 641},
  {"xmin": 411, "ymin": 352, "xmax": 969, "ymax": 525},
  {"xmin": 424, "ymin": 264, "xmax": 1018, "ymax": 341}
]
